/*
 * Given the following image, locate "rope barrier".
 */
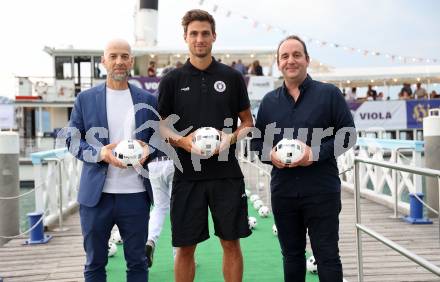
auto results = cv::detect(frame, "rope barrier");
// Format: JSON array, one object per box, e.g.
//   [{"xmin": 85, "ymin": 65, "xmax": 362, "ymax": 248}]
[
  {"xmin": 413, "ymin": 193, "xmax": 439, "ymax": 216},
  {"xmin": 0, "ymin": 209, "xmax": 48, "ymax": 239},
  {"xmin": 0, "ymin": 162, "xmax": 59, "ymax": 200}
]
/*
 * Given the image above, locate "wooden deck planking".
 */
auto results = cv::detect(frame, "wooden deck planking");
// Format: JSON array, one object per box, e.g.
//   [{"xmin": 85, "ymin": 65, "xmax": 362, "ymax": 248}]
[
  {"xmin": 339, "ymin": 195, "xmax": 440, "ymax": 282},
  {"xmin": 0, "ymin": 162, "xmax": 439, "ymax": 281}
]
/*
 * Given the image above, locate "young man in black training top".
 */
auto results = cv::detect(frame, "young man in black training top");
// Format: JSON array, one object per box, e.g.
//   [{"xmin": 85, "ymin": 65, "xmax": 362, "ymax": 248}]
[{"xmin": 158, "ymin": 9, "xmax": 254, "ymax": 282}]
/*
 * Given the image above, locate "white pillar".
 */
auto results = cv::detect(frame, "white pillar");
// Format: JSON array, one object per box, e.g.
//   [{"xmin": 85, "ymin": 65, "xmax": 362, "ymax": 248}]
[
  {"xmin": 0, "ymin": 132, "xmax": 20, "ymax": 246},
  {"xmin": 423, "ymin": 109, "xmax": 440, "ymax": 217},
  {"xmin": 134, "ymin": 0, "xmax": 158, "ymax": 47},
  {"xmin": 37, "ymin": 107, "xmax": 43, "ymax": 137}
]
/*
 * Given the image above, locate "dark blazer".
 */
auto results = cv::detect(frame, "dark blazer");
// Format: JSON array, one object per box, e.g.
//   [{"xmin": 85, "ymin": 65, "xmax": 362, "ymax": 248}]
[{"xmin": 67, "ymin": 83, "xmax": 158, "ymax": 207}]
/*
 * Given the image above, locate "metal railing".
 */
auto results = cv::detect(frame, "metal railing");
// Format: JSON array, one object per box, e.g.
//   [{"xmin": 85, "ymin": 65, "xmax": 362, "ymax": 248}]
[
  {"xmin": 354, "ymin": 157, "xmax": 440, "ymax": 280},
  {"xmin": 338, "ymin": 138, "xmax": 425, "ymax": 216},
  {"xmin": 31, "ymin": 148, "xmax": 81, "ymax": 227}
]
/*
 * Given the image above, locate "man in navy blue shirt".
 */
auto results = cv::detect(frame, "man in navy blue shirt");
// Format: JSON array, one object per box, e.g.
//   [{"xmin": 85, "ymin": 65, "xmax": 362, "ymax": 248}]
[{"xmin": 252, "ymin": 35, "xmax": 356, "ymax": 282}]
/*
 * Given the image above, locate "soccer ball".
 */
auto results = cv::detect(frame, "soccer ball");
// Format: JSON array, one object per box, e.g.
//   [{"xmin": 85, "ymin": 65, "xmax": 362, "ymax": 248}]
[
  {"xmin": 192, "ymin": 127, "xmax": 221, "ymax": 157},
  {"xmin": 249, "ymin": 194, "xmax": 260, "ymax": 203},
  {"xmin": 248, "ymin": 216, "xmax": 257, "ymax": 229},
  {"xmin": 274, "ymin": 138, "xmax": 305, "ymax": 164},
  {"xmin": 272, "ymin": 224, "xmax": 278, "ymax": 236},
  {"xmin": 110, "ymin": 230, "xmax": 123, "ymax": 245},
  {"xmin": 258, "ymin": 206, "xmax": 270, "ymax": 218},
  {"xmin": 253, "ymin": 199, "xmax": 264, "ymax": 210},
  {"xmin": 245, "ymin": 189, "xmax": 251, "ymax": 197},
  {"xmin": 108, "ymin": 242, "xmax": 117, "ymax": 257},
  {"xmin": 113, "ymin": 139, "xmax": 143, "ymax": 166},
  {"xmin": 306, "ymin": 255, "xmax": 318, "ymax": 274}
]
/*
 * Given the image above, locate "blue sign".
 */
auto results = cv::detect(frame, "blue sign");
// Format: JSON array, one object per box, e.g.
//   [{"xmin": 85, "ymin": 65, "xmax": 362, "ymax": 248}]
[{"xmin": 406, "ymin": 100, "xmax": 440, "ymax": 128}]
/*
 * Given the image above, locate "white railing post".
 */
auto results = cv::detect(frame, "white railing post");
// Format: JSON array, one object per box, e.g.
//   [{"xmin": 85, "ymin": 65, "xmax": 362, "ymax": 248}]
[
  {"xmin": 33, "ymin": 163, "xmax": 45, "ymax": 213},
  {"xmin": 413, "ymin": 149, "xmax": 423, "ymax": 194},
  {"xmin": 44, "ymin": 159, "xmax": 59, "ymax": 225},
  {"xmin": 354, "ymin": 160, "xmax": 364, "ymax": 282},
  {"xmin": 392, "ymin": 167, "xmax": 399, "ymax": 219}
]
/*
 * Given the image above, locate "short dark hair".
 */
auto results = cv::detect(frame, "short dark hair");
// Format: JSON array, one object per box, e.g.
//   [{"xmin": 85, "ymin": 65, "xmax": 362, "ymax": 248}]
[
  {"xmin": 182, "ymin": 9, "xmax": 216, "ymax": 35},
  {"xmin": 276, "ymin": 35, "xmax": 309, "ymax": 64}
]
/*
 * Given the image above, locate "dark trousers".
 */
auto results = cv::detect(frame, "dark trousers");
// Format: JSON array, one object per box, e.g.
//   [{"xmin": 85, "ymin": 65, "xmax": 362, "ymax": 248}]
[
  {"xmin": 272, "ymin": 192, "xmax": 342, "ymax": 282},
  {"xmin": 80, "ymin": 192, "xmax": 150, "ymax": 282}
]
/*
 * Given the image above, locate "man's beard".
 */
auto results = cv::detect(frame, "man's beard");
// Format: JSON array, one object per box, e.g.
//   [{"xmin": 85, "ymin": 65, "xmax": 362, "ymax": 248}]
[
  {"xmin": 111, "ymin": 70, "xmax": 130, "ymax": 81},
  {"xmin": 192, "ymin": 46, "xmax": 211, "ymax": 58}
]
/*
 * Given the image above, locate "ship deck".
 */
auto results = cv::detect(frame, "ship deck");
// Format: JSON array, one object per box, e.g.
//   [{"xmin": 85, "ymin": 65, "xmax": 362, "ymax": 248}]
[{"xmin": 0, "ymin": 163, "xmax": 439, "ymax": 281}]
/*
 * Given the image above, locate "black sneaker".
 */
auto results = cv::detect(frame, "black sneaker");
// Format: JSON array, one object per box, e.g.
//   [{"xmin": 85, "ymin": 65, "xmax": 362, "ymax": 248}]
[{"xmin": 145, "ymin": 242, "xmax": 155, "ymax": 268}]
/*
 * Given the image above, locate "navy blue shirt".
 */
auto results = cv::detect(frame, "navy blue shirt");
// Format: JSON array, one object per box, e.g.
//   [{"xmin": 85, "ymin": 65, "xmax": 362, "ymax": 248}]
[{"xmin": 252, "ymin": 75, "xmax": 356, "ymax": 198}]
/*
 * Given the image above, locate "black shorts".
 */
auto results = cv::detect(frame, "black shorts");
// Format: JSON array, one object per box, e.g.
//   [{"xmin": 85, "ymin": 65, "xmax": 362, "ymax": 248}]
[{"xmin": 170, "ymin": 178, "xmax": 252, "ymax": 247}]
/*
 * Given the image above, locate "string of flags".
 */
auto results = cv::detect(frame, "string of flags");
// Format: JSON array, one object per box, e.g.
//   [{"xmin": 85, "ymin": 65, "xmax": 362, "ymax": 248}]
[{"xmin": 197, "ymin": 0, "xmax": 439, "ymax": 64}]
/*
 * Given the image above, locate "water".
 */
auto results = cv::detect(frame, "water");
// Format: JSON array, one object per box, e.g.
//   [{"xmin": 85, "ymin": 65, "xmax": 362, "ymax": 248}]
[{"xmin": 19, "ymin": 186, "xmax": 36, "ymax": 231}]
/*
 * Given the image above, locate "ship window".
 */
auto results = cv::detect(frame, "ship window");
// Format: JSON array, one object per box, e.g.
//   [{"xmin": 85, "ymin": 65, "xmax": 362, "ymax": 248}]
[
  {"xmin": 93, "ymin": 56, "xmax": 107, "ymax": 79},
  {"xmin": 55, "ymin": 56, "xmax": 72, "ymax": 79}
]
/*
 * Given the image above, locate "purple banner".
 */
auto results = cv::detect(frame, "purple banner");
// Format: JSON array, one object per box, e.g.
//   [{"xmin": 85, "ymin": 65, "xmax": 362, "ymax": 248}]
[
  {"xmin": 128, "ymin": 77, "xmax": 161, "ymax": 95},
  {"xmin": 347, "ymin": 101, "xmax": 363, "ymax": 111},
  {"xmin": 406, "ymin": 99, "xmax": 440, "ymax": 129}
]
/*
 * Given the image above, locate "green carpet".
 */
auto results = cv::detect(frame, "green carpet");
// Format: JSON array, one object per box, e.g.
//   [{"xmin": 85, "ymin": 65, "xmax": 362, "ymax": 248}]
[{"xmin": 107, "ymin": 200, "xmax": 319, "ymax": 282}]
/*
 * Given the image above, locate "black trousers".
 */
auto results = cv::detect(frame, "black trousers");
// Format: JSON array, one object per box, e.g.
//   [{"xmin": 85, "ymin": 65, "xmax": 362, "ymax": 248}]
[{"xmin": 272, "ymin": 192, "xmax": 343, "ymax": 282}]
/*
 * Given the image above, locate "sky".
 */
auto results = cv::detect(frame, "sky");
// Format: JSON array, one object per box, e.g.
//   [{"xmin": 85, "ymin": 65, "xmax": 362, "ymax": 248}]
[{"xmin": 1, "ymin": 0, "xmax": 439, "ymax": 98}]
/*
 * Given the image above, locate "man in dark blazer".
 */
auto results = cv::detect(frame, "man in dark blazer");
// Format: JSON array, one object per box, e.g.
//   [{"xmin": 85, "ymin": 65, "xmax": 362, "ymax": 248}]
[{"xmin": 66, "ymin": 39, "xmax": 158, "ymax": 282}]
